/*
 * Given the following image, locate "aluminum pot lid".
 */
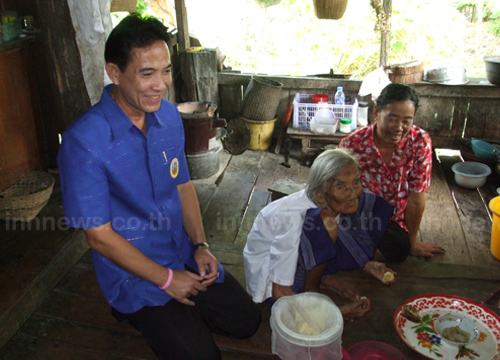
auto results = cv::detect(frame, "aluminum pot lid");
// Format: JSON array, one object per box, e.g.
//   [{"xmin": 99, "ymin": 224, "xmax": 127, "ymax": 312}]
[
  {"xmin": 423, "ymin": 74, "xmax": 469, "ymax": 85},
  {"xmin": 221, "ymin": 118, "xmax": 250, "ymax": 155},
  {"xmin": 424, "ymin": 61, "xmax": 469, "ymax": 85}
]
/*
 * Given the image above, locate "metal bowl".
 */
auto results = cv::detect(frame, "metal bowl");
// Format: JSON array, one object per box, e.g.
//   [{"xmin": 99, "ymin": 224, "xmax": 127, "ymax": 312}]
[
  {"xmin": 424, "ymin": 63, "xmax": 469, "ymax": 85},
  {"xmin": 484, "ymin": 56, "xmax": 500, "ymax": 86}
]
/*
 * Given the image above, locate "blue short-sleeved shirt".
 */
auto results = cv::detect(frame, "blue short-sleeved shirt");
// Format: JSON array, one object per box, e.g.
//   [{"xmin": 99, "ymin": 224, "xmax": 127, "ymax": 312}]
[{"xmin": 58, "ymin": 84, "xmax": 223, "ymax": 314}]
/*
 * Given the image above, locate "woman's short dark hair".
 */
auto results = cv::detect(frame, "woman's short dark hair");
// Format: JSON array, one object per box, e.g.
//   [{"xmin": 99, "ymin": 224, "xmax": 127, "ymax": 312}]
[
  {"xmin": 376, "ymin": 83, "xmax": 419, "ymax": 111},
  {"xmin": 105, "ymin": 14, "xmax": 171, "ymax": 72}
]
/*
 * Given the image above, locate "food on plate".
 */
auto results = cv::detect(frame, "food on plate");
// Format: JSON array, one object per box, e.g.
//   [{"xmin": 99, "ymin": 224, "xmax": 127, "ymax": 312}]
[
  {"xmin": 442, "ymin": 325, "xmax": 470, "ymax": 344},
  {"xmin": 401, "ymin": 305, "xmax": 421, "ymax": 323},
  {"xmin": 382, "ymin": 271, "xmax": 395, "ymax": 284}
]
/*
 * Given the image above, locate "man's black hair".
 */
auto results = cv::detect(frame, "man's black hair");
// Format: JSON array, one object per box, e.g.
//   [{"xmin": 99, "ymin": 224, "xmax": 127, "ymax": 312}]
[{"xmin": 105, "ymin": 13, "xmax": 171, "ymax": 72}]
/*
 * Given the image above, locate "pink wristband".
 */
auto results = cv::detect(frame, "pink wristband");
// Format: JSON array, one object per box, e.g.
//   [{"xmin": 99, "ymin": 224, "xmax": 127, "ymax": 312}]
[{"xmin": 159, "ymin": 268, "xmax": 173, "ymax": 290}]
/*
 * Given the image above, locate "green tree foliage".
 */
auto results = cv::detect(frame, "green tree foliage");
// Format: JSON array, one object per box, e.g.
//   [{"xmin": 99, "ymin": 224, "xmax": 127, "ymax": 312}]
[{"xmin": 190, "ymin": 0, "xmax": 500, "ymax": 78}]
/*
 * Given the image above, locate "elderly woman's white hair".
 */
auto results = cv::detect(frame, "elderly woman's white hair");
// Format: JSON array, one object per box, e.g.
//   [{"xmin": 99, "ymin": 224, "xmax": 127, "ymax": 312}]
[{"xmin": 306, "ymin": 148, "xmax": 359, "ymax": 204}]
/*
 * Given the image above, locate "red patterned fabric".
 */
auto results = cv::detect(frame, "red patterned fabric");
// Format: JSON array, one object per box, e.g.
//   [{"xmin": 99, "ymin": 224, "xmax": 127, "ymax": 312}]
[{"xmin": 338, "ymin": 124, "xmax": 432, "ymax": 230}]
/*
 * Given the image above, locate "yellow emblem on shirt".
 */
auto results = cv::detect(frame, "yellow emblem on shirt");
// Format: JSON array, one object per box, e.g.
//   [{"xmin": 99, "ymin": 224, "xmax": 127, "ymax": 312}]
[{"xmin": 170, "ymin": 158, "xmax": 179, "ymax": 178}]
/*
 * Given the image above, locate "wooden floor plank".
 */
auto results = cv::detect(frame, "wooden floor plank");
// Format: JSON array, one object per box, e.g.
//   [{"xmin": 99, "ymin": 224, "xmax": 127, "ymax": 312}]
[
  {"xmin": 437, "ymin": 152, "xmax": 499, "ymax": 267},
  {"xmin": 193, "ymin": 151, "xmax": 232, "ymax": 215},
  {"xmin": 419, "ymin": 152, "xmax": 472, "ymax": 265},
  {"xmin": 3, "ymin": 145, "xmax": 500, "ymax": 360},
  {"xmin": 0, "ymin": 187, "xmax": 89, "ymax": 349},
  {"xmin": 15, "ymin": 315, "xmax": 156, "ymax": 360},
  {"xmin": 0, "ymin": 332, "xmax": 137, "ymax": 360},
  {"xmin": 233, "ymin": 152, "xmax": 280, "ymax": 245},
  {"xmin": 202, "ymin": 151, "xmax": 264, "ymax": 244}
]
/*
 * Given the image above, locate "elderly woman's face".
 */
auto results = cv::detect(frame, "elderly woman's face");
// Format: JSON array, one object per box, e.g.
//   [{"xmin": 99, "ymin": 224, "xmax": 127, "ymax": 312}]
[{"xmin": 320, "ymin": 162, "xmax": 363, "ymax": 215}]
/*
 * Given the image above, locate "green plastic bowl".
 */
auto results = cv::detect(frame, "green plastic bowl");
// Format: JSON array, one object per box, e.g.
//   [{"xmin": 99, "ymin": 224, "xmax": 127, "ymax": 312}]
[{"xmin": 470, "ymin": 139, "xmax": 500, "ymax": 159}]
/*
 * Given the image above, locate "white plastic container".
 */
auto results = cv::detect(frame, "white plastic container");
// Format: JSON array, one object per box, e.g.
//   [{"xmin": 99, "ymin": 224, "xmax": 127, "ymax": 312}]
[
  {"xmin": 357, "ymin": 101, "xmax": 369, "ymax": 127},
  {"xmin": 270, "ymin": 292, "xmax": 344, "ymax": 360},
  {"xmin": 339, "ymin": 118, "xmax": 352, "ymax": 134},
  {"xmin": 310, "ymin": 110, "xmax": 338, "ymax": 135},
  {"xmin": 293, "ymin": 93, "xmax": 358, "ymax": 130},
  {"xmin": 451, "ymin": 161, "xmax": 491, "ymax": 189}
]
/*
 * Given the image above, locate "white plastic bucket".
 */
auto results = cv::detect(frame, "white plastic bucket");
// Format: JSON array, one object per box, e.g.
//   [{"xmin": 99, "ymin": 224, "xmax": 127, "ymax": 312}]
[{"xmin": 270, "ymin": 292, "xmax": 343, "ymax": 360}]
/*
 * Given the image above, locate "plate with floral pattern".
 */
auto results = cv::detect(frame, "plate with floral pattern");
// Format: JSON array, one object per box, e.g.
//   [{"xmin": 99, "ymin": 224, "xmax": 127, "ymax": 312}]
[{"xmin": 394, "ymin": 294, "xmax": 500, "ymax": 360}]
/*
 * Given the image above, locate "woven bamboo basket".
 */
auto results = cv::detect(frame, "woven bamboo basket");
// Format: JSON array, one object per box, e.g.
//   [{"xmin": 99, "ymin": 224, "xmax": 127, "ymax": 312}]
[
  {"xmin": 110, "ymin": 0, "xmax": 137, "ymax": 13},
  {"xmin": 0, "ymin": 171, "xmax": 55, "ymax": 221},
  {"xmin": 387, "ymin": 60, "xmax": 423, "ymax": 84},
  {"xmin": 240, "ymin": 76, "xmax": 283, "ymax": 121},
  {"xmin": 313, "ymin": 0, "xmax": 348, "ymax": 19}
]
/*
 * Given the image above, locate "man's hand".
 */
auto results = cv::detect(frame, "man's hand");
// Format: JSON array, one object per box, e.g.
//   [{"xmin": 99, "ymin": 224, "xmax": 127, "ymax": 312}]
[
  {"xmin": 339, "ymin": 298, "xmax": 370, "ymax": 322},
  {"xmin": 194, "ymin": 247, "xmax": 220, "ymax": 286},
  {"xmin": 164, "ymin": 270, "xmax": 207, "ymax": 306},
  {"xmin": 410, "ymin": 241, "xmax": 445, "ymax": 257},
  {"xmin": 363, "ymin": 261, "xmax": 396, "ymax": 285}
]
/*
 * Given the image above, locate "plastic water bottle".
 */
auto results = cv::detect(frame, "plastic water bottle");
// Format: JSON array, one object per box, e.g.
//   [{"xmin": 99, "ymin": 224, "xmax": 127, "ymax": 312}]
[{"xmin": 334, "ymin": 87, "xmax": 345, "ymax": 105}]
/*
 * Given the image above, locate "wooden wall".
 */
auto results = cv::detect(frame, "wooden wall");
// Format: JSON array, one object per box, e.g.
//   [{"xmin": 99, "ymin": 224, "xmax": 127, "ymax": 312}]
[
  {"xmin": 1, "ymin": 0, "xmax": 90, "ymax": 169},
  {"xmin": 0, "ymin": 46, "xmax": 42, "ymax": 190},
  {"xmin": 217, "ymin": 73, "xmax": 500, "ymax": 149}
]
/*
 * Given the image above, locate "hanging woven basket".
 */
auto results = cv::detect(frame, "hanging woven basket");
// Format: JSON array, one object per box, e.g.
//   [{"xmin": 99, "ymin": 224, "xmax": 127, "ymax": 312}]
[
  {"xmin": 254, "ymin": 0, "xmax": 281, "ymax": 8},
  {"xmin": 110, "ymin": 0, "xmax": 137, "ymax": 13},
  {"xmin": 313, "ymin": 0, "xmax": 348, "ymax": 20}
]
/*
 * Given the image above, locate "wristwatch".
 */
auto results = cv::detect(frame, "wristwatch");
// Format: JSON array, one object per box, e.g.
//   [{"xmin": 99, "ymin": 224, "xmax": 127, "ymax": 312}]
[{"xmin": 193, "ymin": 242, "xmax": 210, "ymax": 252}]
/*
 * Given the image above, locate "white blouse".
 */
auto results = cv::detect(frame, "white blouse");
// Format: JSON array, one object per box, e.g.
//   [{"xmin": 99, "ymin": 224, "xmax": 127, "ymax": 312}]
[{"xmin": 243, "ymin": 190, "xmax": 316, "ymax": 303}]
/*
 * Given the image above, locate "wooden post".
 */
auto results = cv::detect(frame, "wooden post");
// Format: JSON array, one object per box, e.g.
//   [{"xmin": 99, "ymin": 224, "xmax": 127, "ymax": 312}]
[
  {"xmin": 174, "ymin": 0, "xmax": 190, "ymax": 52},
  {"xmin": 379, "ymin": 0, "xmax": 392, "ymax": 68},
  {"xmin": 180, "ymin": 49, "xmax": 218, "ymax": 103}
]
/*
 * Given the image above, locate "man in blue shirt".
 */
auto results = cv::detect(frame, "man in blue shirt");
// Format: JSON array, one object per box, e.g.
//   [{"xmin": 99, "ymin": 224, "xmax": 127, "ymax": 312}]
[{"xmin": 58, "ymin": 14, "xmax": 260, "ymax": 360}]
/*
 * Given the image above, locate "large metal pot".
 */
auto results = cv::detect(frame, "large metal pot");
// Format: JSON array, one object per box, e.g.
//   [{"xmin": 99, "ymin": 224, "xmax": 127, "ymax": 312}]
[
  {"xmin": 177, "ymin": 102, "xmax": 226, "ymax": 155},
  {"xmin": 484, "ymin": 56, "xmax": 500, "ymax": 86}
]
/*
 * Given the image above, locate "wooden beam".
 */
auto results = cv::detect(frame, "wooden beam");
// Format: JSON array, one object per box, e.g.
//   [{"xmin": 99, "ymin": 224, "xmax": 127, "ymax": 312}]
[
  {"xmin": 379, "ymin": 0, "xmax": 392, "ymax": 68},
  {"xmin": 174, "ymin": 0, "xmax": 190, "ymax": 52}
]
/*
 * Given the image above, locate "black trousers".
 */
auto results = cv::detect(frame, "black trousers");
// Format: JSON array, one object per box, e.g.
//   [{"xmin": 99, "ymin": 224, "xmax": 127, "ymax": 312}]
[
  {"xmin": 113, "ymin": 270, "xmax": 261, "ymax": 360},
  {"xmin": 377, "ymin": 221, "xmax": 411, "ymax": 262}
]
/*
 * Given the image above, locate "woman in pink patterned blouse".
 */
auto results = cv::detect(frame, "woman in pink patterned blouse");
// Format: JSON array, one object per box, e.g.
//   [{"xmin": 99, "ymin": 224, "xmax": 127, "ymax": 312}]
[{"xmin": 338, "ymin": 83, "xmax": 445, "ymax": 258}]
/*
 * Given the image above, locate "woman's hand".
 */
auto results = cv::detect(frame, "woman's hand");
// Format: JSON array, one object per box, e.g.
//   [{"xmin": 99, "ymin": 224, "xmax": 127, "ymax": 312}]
[
  {"xmin": 410, "ymin": 241, "xmax": 445, "ymax": 257},
  {"xmin": 339, "ymin": 298, "xmax": 371, "ymax": 322},
  {"xmin": 363, "ymin": 261, "xmax": 396, "ymax": 285}
]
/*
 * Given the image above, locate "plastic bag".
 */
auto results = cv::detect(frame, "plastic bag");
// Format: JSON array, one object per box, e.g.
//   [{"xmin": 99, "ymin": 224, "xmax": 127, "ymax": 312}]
[{"xmin": 358, "ymin": 67, "xmax": 391, "ymax": 100}]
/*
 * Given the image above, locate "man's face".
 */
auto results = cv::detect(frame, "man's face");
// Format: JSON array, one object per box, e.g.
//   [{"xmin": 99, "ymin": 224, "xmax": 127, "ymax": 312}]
[
  {"xmin": 110, "ymin": 40, "xmax": 172, "ymax": 117},
  {"xmin": 373, "ymin": 100, "xmax": 416, "ymax": 146},
  {"xmin": 320, "ymin": 162, "xmax": 363, "ymax": 215}
]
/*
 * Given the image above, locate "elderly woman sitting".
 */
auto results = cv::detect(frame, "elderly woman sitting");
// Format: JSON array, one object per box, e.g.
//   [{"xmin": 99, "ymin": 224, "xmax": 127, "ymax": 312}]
[{"xmin": 243, "ymin": 148, "xmax": 399, "ymax": 321}]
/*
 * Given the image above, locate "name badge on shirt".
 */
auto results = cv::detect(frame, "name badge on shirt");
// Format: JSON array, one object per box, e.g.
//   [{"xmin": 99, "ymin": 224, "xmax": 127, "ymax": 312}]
[{"xmin": 170, "ymin": 158, "xmax": 179, "ymax": 178}]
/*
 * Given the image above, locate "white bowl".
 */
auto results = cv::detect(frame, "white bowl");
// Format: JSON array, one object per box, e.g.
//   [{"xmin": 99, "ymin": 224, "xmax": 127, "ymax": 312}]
[
  {"xmin": 435, "ymin": 315, "xmax": 479, "ymax": 346},
  {"xmin": 451, "ymin": 161, "xmax": 491, "ymax": 189}
]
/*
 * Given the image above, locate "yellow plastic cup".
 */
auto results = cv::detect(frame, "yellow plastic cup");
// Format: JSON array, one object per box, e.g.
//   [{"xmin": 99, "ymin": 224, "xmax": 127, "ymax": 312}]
[{"xmin": 488, "ymin": 196, "xmax": 500, "ymax": 260}]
